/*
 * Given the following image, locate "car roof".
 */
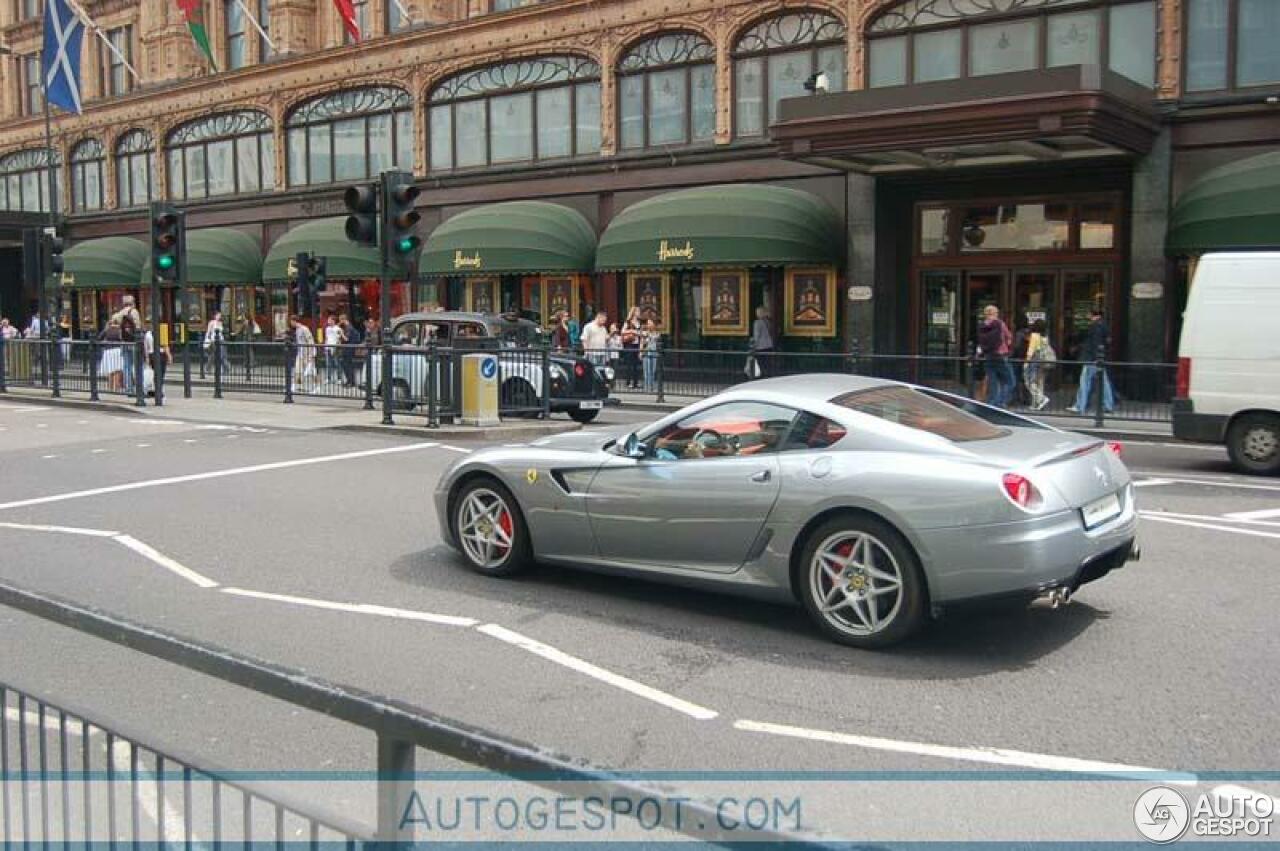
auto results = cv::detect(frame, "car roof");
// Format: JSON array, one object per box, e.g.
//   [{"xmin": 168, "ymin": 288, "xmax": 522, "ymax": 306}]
[
  {"xmin": 712, "ymin": 373, "xmax": 898, "ymax": 407},
  {"xmin": 393, "ymin": 311, "xmax": 535, "ymax": 328}
]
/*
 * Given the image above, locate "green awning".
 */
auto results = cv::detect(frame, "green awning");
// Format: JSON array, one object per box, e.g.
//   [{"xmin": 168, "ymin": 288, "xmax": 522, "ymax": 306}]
[
  {"xmin": 62, "ymin": 237, "xmax": 149, "ymax": 289},
  {"xmin": 1167, "ymin": 151, "xmax": 1280, "ymax": 256},
  {"xmin": 262, "ymin": 217, "xmax": 407, "ymax": 282},
  {"xmin": 595, "ymin": 184, "xmax": 844, "ymax": 270},
  {"xmin": 419, "ymin": 201, "xmax": 596, "ymax": 277},
  {"xmin": 138, "ymin": 228, "xmax": 262, "ymax": 286}
]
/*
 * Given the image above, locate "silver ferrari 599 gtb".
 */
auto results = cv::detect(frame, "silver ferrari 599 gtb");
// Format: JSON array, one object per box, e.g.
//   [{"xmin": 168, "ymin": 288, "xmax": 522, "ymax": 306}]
[{"xmin": 434, "ymin": 374, "xmax": 1139, "ymax": 648}]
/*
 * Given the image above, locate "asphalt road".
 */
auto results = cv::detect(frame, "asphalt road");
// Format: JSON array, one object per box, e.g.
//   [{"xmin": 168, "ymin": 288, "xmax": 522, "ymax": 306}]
[{"xmin": 1, "ymin": 398, "xmax": 1278, "ymax": 844}]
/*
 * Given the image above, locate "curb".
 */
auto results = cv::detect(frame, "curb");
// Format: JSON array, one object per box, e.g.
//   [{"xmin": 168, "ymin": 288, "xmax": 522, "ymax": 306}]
[{"xmin": 0, "ymin": 391, "xmax": 150, "ymax": 417}]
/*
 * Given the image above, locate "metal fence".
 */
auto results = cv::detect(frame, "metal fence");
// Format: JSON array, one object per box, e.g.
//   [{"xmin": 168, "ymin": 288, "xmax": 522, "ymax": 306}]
[{"xmin": 0, "ymin": 579, "xmax": 828, "ymax": 848}]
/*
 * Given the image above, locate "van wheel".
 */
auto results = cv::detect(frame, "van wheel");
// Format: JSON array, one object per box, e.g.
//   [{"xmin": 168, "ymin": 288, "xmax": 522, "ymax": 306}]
[
  {"xmin": 569, "ymin": 409, "xmax": 600, "ymax": 424},
  {"xmin": 1227, "ymin": 413, "xmax": 1280, "ymax": 475}
]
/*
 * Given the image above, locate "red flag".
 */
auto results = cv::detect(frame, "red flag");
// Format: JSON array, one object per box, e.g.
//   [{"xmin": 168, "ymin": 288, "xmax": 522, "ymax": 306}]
[{"xmin": 333, "ymin": 0, "xmax": 360, "ymax": 42}]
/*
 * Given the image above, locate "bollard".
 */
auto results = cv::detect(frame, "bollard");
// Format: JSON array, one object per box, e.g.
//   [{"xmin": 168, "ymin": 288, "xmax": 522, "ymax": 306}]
[
  {"xmin": 363, "ymin": 350, "xmax": 374, "ymax": 411},
  {"xmin": 284, "ymin": 336, "xmax": 295, "ymax": 404},
  {"xmin": 540, "ymin": 346, "xmax": 551, "ymax": 420},
  {"xmin": 153, "ymin": 343, "xmax": 165, "ymax": 408},
  {"xmin": 213, "ymin": 336, "xmax": 224, "ymax": 400},
  {"xmin": 655, "ymin": 340, "xmax": 666, "ymax": 403},
  {"xmin": 50, "ymin": 337, "xmax": 61, "ymax": 399},
  {"xmin": 967, "ymin": 349, "xmax": 978, "ymax": 400},
  {"xmin": 381, "ymin": 346, "xmax": 394, "ymax": 426},
  {"xmin": 183, "ymin": 340, "xmax": 192, "ymax": 398},
  {"xmin": 0, "ymin": 334, "xmax": 6, "ymax": 394},
  {"xmin": 426, "ymin": 342, "xmax": 439, "ymax": 429},
  {"xmin": 1093, "ymin": 357, "xmax": 1106, "ymax": 428},
  {"xmin": 134, "ymin": 341, "xmax": 146, "ymax": 407},
  {"xmin": 89, "ymin": 338, "xmax": 99, "ymax": 402}
]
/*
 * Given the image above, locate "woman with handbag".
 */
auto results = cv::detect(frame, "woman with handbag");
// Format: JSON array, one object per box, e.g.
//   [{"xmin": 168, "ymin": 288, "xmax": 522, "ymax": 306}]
[{"xmin": 621, "ymin": 307, "xmax": 642, "ymax": 389}]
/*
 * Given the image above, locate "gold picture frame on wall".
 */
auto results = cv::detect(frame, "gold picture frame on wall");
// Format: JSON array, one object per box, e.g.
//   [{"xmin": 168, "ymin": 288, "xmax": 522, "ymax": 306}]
[
  {"xmin": 542, "ymin": 276, "xmax": 579, "ymax": 322},
  {"xmin": 701, "ymin": 268, "xmax": 749, "ymax": 336},
  {"xmin": 626, "ymin": 272, "xmax": 671, "ymax": 332},
  {"xmin": 77, "ymin": 292, "xmax": 97, "ymax": 332},
  {"xmin": 785, "ymin": 267, "xmax": 837, "ymax": 338},
  {"xmin": 464, "ymin": 277, "xmax": 499, "ymax": 314}
]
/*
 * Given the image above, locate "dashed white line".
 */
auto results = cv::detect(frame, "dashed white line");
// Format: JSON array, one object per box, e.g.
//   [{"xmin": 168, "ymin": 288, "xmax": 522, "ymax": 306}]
[
  {"xmin": 1224, "ymin": 507, "xmax": 1280, "ymax": 522},
  {"xmin": 113, "ymin": 535, "xmax": 220, "ymax": 588},
  {"xmin": 220, "ymin": 587, "xmax": 476, "ymax": 627},
  {"xmin": 439, "ymin": 444, "xmax": 473, "ymax": 453},
  {"xmin": 734, "ymin": 719, "xmax": 1195, "ymax": 783},
  {"xmin": 1133, "ymin": 478, "xmax": 1172, "ymax": 488},
  {"xmin": 1139, "ymin": 512, "xmax": 1280, "ymax": 539},
  {"xmin": 477, "ymin": 623, "xmax": 719, "ymax": 721},
  {"xmin": 0, "ymin": 442, "xmax": 443, "ymax": 512},
  {"xmin": 41, "ymin": 454, "xmax": 58, "ymax": 459},
  {"xmin": 183, "ymin": 439, "xmax": 198, "ymax": 444},
  {"xmin": 91, "ymin": 448, "xmax": 108, "ymax": 454}
]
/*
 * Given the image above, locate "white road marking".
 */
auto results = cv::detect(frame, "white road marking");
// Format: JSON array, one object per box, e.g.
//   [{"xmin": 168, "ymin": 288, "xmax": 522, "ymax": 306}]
[
  {"xmin": 0, "ymin": 442, "xmax": 442, "ymax": 512},
  {"xmin": 91, "ymin": 448, "xmax": 107, "ymax": 454},
  {"xmin": 1133, "ymin": 478, "xmax": 1173, "ymax": 488},
  {"xmin": 225, "ymin": 434, "xmax": 239, "ymax": 440},
  {"xmin": 1130, "ymin": 472, "xmax": 1280, "ymax": 491},
  {"xmin": 0, "ymin": 521, "xmax": 120, "ymax": 537},
  {"xmin": 127, "ymin": 419, "xmax": 187, "ymax": 426},
  {"xmin": 220, "ymin": 587, "xmax": 476, "ymax": 627},
  {"xmin": 1139, "ymin": 512, "xmax": 1280, "ymax": 540},
  {"xmin": 136, "ymin": 443, "xmax": 151, "ymax": 448},
  {"xmin": 113, "ymin": 535, "xmax": 220, "ymax": 588},
  {"xmin": 183, "ymin": 439, "xmax": 198, "ymax": 444},
  {"xmin": 1224, "ymin": 507, "xmax": 1280, "ymax": 522},
  {"xmin": 477, "ymin": 623, "xmax": 719, "ymax": 721},
  {"xmin": 1122, "ymin": 441, "xmax": 1224, "ymax": 452},
  {"xmin": 36, "ymin": 423, "xmax": 47, "ymax": 428},
  {"xmin": 41, "ymin": 454, "xmax": 58, "ymax": 459},
  {"xmin": 1, "ymin": 405, "xmax": 49, "ymax": 412},
  {"xmin": 1146, "ymin": 510, "xmax": 1280, "ymax": 528},
  {"xmin": 439, "ymin": 444, "xmax": 473, "ymax": 453},
  {"xmin": 734, "ymin": 720, "xmax": 1194, "ymax": 784}
]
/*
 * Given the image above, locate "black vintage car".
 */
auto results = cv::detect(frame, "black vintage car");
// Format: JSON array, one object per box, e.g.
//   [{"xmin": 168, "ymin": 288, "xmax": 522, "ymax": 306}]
[{"xmin": 386, "ymin": 311, "xmax": 618, "ymax": 423}]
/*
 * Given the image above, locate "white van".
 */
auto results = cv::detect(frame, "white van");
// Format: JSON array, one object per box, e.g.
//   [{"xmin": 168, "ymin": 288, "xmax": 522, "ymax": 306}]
[{"xmin": 1173, "ymin": 252, "xmax": 1280, "ymax": 474}]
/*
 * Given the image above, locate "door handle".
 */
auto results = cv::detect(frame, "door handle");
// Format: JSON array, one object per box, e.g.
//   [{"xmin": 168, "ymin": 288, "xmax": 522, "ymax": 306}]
[{"xmin": 750, "ymin": 470, "xmax": 772, "ymax": 483}]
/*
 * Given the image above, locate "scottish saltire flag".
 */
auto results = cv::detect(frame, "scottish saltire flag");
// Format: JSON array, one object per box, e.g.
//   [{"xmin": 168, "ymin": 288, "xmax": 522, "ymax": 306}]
[{"xmin": 42, "ymin": 0, "xmax": 85, "ymax": 114}]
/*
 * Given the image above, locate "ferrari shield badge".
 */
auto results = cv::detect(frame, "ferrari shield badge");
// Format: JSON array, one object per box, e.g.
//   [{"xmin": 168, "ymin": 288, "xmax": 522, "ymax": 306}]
[{"xmin": 526, "ymin": 468, "xmax": 539, "ymax": 485}]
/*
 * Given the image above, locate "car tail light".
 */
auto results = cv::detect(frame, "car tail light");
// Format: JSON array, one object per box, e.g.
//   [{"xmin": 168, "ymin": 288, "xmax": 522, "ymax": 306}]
[
  {"xmin": 1107, "ymin": 441, "xmax": 1123, "ymax": 458},
  {"xmin": 1176, "ymin": 357, "xmax": 1191, "ymax": 398},
  {"xmin": 1001, "ymin": 473, "xmax": 1042, "ymax": 510},
  {"xmin": 574, "ymin": 363, "xmax": 586, "ymax": 378}
]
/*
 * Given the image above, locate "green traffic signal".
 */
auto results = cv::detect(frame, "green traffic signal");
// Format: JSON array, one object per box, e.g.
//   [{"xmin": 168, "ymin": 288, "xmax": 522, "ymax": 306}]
[
  {"xmin": 396, "ymin": 236, "xmax": 416, "ymax": 254},
  {"xmin": 157, "ymin": 254, "xmax": 175, "ymax": 270}
]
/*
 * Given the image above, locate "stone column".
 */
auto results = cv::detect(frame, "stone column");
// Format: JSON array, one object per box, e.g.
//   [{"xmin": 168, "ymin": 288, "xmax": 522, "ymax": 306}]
[
  {"xmin": 273, "ymin": 0, "xmax": 319, "ymax": 55},
  {"xmin": 846, "ymin": 171, "xmax": 875, "ymax": 352},
  {"xmin": 598, "ymin": 35, "xmax": 618, "ymax": 157},
  {"xmin": 1126, "ymin": 128, "xmax": 1173, "ymax": 362}
]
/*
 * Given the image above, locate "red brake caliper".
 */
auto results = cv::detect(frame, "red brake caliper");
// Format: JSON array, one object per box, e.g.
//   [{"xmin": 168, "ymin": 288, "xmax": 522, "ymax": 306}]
[
  {"xmin": 826, "ymin": 540, "xmax": 854, "ymax": 593},
  {"xmin": 497, "ymin": 510, "xmax": 513, "ymax": 551}
]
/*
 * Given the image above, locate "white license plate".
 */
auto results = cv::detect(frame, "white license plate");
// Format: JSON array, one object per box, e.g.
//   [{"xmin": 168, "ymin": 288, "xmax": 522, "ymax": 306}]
[
  {"xmin": 1081, "ymin": 492, "xmax": 1122, "ymax": 529},
  {"xmin": 579, "ymin": 400, "xmax": 604, "ymax": 410}
]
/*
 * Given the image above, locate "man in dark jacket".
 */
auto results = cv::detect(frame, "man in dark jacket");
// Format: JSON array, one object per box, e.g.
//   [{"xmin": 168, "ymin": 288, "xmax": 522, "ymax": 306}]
[
  {"xmin": 977, "ymin": 304, "xmax": 1014, "ymax": 408},
  {"xmin": 1070, "ymin": 309, "xmax": 1115, "ymax": 413}
]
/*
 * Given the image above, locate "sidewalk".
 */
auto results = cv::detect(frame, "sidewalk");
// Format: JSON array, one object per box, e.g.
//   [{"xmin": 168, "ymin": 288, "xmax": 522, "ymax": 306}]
[
  {"xmin": 0, "ymin": 387, "xmax": 581, "ymax": 440},
  {"xmin": 610, "ymin": 389, "xmax": 1175, "ymax": 442}
]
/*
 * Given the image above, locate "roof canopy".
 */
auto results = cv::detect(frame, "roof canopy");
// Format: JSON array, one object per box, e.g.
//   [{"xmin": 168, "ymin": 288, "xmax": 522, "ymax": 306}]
[
  {"xmin": 595, "ymin": 184, "xmax": 843, "ymax": 270},
  {"xmin": 419, "ymin": 201, "xmax": 596, "ymax": 278},
  {"xmin": 263, "ymin": 217, "xmax": 406, "ymax": 281},
  {"xmin": 137, "ymin": 228, "xmax": 262, "ymax": 286},
  {"xmin": 1167, "ymin": 151, "xmax": 1280, "ymax": 256},
  {"xmin": 63, "ymin": 237, "xmax": 150, "ymax": 289}
]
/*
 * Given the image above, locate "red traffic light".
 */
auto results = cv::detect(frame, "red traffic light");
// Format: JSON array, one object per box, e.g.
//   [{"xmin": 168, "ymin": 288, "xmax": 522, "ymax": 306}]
[{"xmin": 344, "ymin": 184, "xmax": 378, "ymax": 213}]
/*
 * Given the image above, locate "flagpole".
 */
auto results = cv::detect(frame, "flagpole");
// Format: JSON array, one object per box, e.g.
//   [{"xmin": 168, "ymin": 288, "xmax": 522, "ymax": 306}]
[
  {"xmin": 62, "ymin": 0, "xmax": 140, "ymax": 81},
  {"xmin": 40, "ymin": 90, "xmax": 59, "ymax": 352},
  {"xmin": 391, "ymin": 0, "xmax": 410, "ymax": 27},
  {"xmin": 234, "ymin": 0, "xmax": 276, "ymax": 52}
]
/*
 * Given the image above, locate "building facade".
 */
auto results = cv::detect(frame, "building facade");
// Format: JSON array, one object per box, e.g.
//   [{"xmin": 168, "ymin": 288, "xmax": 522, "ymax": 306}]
[{"xmin": 1, "ymin": 0, "xmax": 1277, "ymax": 359}]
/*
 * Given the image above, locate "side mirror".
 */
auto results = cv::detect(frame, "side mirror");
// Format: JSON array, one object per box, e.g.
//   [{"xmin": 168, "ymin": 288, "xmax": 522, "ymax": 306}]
[{"xmin": 618, "ymin": 432, "xmax": 647, "ymax": 459}]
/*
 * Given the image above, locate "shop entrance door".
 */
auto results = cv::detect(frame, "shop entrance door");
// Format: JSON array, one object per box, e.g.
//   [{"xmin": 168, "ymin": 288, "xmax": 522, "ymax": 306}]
[{"xmin": 963, "ymin": 270, "xmax": 1008, "ymax": 355}]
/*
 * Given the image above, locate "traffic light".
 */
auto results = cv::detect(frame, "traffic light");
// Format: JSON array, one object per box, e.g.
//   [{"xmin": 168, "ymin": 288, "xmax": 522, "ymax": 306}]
[
  {"xmin": 295, "ymin": 252, "xmax": 313, "ymax": 316},
  {"xmin": 150, "ymin": 202, "xmax": 185, "ymax": 283},
  {"xmin": 343, "ymin": 183, "xmax": 378, "ymax": 247},
  {"xmin": 381, "ymin": 170, "xmax": 421, "ymax": 258},
  {"xmin": 310, "ymin": 256, "xmax": 327, "ymax": 296},
  {"xmin": 44, "ymin": 230, "xmax": 65, "ymax": 280}
]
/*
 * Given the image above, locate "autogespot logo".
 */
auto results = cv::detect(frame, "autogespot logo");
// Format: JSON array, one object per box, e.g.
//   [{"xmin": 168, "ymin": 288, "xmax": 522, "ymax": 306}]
[
  {"xmin": 480, "ymin": 357, "xmax": 497, "ymax": 380},
  {"xmin": 1135, "ymin": 787, "xmax": 1191, "ymax": 843}
]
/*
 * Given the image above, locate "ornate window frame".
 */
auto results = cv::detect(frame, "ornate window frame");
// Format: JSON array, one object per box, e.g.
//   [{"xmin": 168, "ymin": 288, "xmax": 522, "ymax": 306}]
[
  {"xmin": 616, "ymin": 31, "xmax": 717, "ymax": 151},
  {"xmin": 731, "ymin": 10, "xmax": 847, "ymax": 138},
  {"xmin": 285, "ymin": 86, "xmax": 413, "ymax": 187},
  {"xmin": 70, "ymin": 138, "xmax": 105, "ymax": 213},
  {"xmin": 115, "ymin": 129, "xmax": 155, "ymax": 209},
  {"xmin": 0, "ymin": 148, "xmax": 63, "ymax": 213},
  {"xmin": 427, "ymin": 55, "xmax": 602, "ymax": 172},
  {"xmin": 1183, "ymin": 0, "xmax": 1280, "ymax": 93},
  {"xmin": 165, "ymin": 110, "xmax": 275, "ymax": 201}
]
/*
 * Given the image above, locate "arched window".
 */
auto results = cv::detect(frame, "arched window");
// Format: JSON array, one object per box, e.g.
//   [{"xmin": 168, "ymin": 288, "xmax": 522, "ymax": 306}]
[
  {"xmin": 0, "ymin": 149, "xmax": 62, "ymax": 213},
  {"xmin": 618, "ymin": 32, "xmax": 716, "ymax": 151},
  {"xmin": 70, "ymin": 139, "xmax": 104, "ymax": 212},
  {"xmin": 733, "ymin": 11, "xmax": 846, "ymax": 138},
  {"xmin": 428, "ymin": 56, "xmax": 601, "ymax": 171},
  {"xmin": 166, "ymin": 110, "xmax": 275, "ymax": 200},
  {"xmin": 286, "ymin": 87, "xmax": 412, "ymax": 187},
  {"xmin": 115, "ymin": 130, "xmax": 154, "ymax": 209},
  {"xmin": 1186, "ymin": 0, "xmax": 1280, "ymax": 92},
  {"xmin": 867, "ymin": 0, "xmax": 1156, "ymax": 89}
]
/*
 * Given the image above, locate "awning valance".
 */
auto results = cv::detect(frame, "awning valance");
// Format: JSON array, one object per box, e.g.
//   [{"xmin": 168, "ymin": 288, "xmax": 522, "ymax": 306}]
[
  {"xmin": 263, "ymin": 217, "xmax": 406, "ymax": 281},
  {"xmin": 418, "ymin": 201, "xmax": 596, "ymax": 277},
  {"xmin": 595, "ymin": 184, "xmax": 843, "ymax": 271},
  {"xmin": 62, "ymin": 237, "xmax": 149, "ymax": 289},
  {"xmin": 1167, "ymin": 151, "xmax": 1280, "ymax": 256},
  {"xmin": 137, "ymin": 227, "xmax": 262, "ymax": 286}
]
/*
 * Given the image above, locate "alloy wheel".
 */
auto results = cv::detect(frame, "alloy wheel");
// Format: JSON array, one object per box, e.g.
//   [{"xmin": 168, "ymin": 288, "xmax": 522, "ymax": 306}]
[
  {"xmin": 457, "ymin": 487, "xmax": 515, "ymax": 570},
  {"xmin": 809, "ymin": 531, "xmax": 904, "ymax": 636}
]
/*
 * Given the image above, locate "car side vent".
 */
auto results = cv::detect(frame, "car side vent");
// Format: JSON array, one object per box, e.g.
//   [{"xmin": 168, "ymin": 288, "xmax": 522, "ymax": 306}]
[{"xmin": 550, "ymin": 470, "xmax": 574, "ymax": 494}]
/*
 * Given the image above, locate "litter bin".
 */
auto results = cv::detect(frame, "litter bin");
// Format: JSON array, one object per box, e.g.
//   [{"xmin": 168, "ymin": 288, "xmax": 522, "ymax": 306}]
[{"xmin": 460, "ymin": 353, "xmax": 499, "ymax": 426}]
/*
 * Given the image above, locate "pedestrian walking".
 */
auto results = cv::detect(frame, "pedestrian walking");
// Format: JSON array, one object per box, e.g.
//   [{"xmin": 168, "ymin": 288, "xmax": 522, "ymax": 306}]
[
  {"xmin": 621, "ymin": 307, "xmax": 642, "ymax": 388},
  {"xmin": 550, "ymin": 311, "xmax": 571, "ymax": 352},
  {"xmin": 580, "ymin": 311, "xmax": 609, "ymax": 366},
  {"xmin": 976, "ymin": 305, "xmax": 1015, "ymax": 408},
  {"xmin": 748, "ymin": 306, "xmax": 775, "ymax": 379},
  {"xmin": 1023, "ymin": 319, "xmax": 1056, "ymax": 411},
  {"xmin": 1069, "ymin": 309, "xmax": 1115, "ymax": 414},
  {"xmin": 0, "ymin": 318, "xmax": 16, "ymax": 340},
  {"xmin": 1011, "ymin": 316, "xmax": 1031, "ymax": 407},
  {"xmin": 322, "ymin": 314, "xmax": 345, "ymax": 384},
  {"xmin": 290, "ymin": 316, "xmax": 317, "ymax": 393},
  {"xmin": 98, "ymin": 319, "xmax": 125, "ymax": 392},
  {"xmin": 642, "ymin": 318, "xmax": 661, "ymax": 393},
  {"xmin": 203, "ymin": 311, "xmax": 230, "ymax": 375},
  {"xmin": 339, "ymin": 314, "xmax": 360, "ymax": 386}
]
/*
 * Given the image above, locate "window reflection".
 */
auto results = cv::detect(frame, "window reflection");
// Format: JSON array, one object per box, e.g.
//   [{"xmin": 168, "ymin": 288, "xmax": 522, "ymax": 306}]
[
  {"xmin": 167, "ymin": 111, "xmax": 273, "ymax": 200},
  {"xmin": 617, "ymin": 32, "xmax": 716, "ymax": 151},
  {"xmin": 959, "ymin": 204, "xmax": 1070, "ymax": 253},
  {"xmin": 733, "ymin": 11, "xmax": 846, "ymax": 138},
  {"xmin": 286, "ymin": 87, "xmax": 411, "ymax": 187}
]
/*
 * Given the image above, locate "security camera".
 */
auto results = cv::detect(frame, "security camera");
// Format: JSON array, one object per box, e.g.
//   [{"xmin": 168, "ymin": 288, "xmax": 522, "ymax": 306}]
[{"xmin": 803, "ymin": 71, "xmax": 830, "ymax": 94}]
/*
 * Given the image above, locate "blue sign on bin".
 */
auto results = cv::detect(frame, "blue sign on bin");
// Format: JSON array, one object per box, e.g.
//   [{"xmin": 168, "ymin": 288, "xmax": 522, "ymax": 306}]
[{"xmin": 480, "ymin": 357, "xmax": 497, "ymax": 380}]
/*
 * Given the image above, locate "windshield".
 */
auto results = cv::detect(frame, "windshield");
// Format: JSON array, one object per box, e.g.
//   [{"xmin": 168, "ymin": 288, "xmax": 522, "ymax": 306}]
[{"xmin": 831, "ymin": 386, "xmax": 1006, "ymax": 442}]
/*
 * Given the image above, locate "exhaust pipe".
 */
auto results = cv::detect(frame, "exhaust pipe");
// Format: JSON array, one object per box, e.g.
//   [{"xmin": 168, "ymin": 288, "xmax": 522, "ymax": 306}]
[{"xmin": 1040, "ymin": 587, "xmax": 1072, "ymax": 609}]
